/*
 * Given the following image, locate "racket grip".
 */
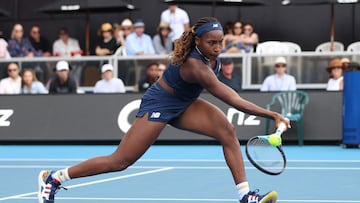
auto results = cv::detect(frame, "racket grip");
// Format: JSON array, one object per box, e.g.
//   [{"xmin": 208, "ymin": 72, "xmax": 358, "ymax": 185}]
[{"xmin": 275, "ymin": 122, "xmax": 287, "ymax": 135}]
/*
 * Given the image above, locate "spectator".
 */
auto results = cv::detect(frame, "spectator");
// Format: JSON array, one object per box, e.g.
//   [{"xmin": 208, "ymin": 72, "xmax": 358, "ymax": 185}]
[
  {"xmin": 158, "ymin": 63, "xmax": 167, "ymax": 78},
  {"xmin": 29, "ymin": 25, "xmax": 52, "ymax": 57},
  {"xmin": 0, "ymin": 38, "xmax": 11, "ymax": 59},
  {"xmin": 224, "ymin": 21, "xmax": 234, "ymax": 35},
  {"xmin": 21, "ymin": 68, "xmax": 47, "ymax": 94},
  {"xmin": 93, "ymin": 64, "xmax": 126, "ymax": 93},
  {"xmin": 48, "ymin": 60, "xmax": 77, "ymax": 94},
  {"xmin": 160, "ymin": 2, "xmax": 190, "ymax": 41},
  {"xmin": 95, "ymin": 23, "xmax": 119, "ymax": 56},
  {"xmin": 7, "ymin": 23, "xmax": 39, "ymax": 57},
  {"xmin": 152, "ymin": 22, "xmax": 173, "ymax": 55},
  {"xmin": 326, "ymin": 58, "xmax": 345, "ymax": 91},
  {"xmin": 137, "ymin": 62, "xmax": 159, "ymax": 92},
  {"xmin": 340, "ymin": 57, "xmax": 350, "ymax": 70},
  {"xmin": 239, "ymin": 22, "xmax": 259, "ymax": 53},
  {"xmin": 125, "ymin": 19, "xmax": 155, "ymax": 56},
  {"xmin": 0, "ymin": 63, "xmax": 21, "ymax": 94},
  {"xmin": 260, "ymin": 57, "xmax": 296, "ymax": 91},
  {"xmin": 113, "ymin": 18, "xmax": 133, "ymax": 47},
  {"xmin": 218, "ymin": 58, "xmax": 242, "ymax": 92},
  {"xmin": 222, "ymin": 21, "xmax": 244, "ymax": 53},
  {"xmin": 53, "ymin": 27, "xmax": 82, "ymax": 57}
]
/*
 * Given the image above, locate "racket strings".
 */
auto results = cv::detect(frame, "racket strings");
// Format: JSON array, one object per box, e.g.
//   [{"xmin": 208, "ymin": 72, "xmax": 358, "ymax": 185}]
[{"xmin": 247, "ymin": 138, "xmax": 285, "ymax": 175}]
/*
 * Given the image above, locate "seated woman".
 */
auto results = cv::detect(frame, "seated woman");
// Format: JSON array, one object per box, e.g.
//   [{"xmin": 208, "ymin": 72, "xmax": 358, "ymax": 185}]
[
  {"xmin": 222, "ymin": 21, "xmax": 246, "ymax": 53},
  {"xmin": 326, "ymin": 58, "xmax": 345, "ymax": 91},
  {"xmin": 239, "ymin": 22, "xmax": 259, "ymax": 53}
]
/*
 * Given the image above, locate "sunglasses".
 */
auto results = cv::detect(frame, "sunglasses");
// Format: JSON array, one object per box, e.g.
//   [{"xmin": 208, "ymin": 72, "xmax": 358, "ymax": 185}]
[
  {"xmin": 275, "ymin": 64, "xmax": 286, "ymax": 68},
  {"xmin": 8, "ymin": 69, "xmax": 18, "ymax": 72}
]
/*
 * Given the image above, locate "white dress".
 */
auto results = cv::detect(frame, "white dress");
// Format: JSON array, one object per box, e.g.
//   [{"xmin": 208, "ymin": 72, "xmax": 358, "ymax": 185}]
[{"xmin": 326, "ymin": 76, "xmax": 343, "ymax": 91}]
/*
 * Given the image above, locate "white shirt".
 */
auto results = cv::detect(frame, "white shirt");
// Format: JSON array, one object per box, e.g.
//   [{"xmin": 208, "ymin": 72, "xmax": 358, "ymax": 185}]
[
  {"xmin": 260, "ymin": 74, "xmax": 297, "ymax": 91},
  {"xmin": 160, "ymin": 7, "xmax": 190, "ymax": 41},
  {"xmin": 0, "ymin": 77, "xmax": 21, "ymax": 94},
  {"xmin": 93, "ymin": 78, "xmax": 126, "ymax": 93},
  {"xmin": 53, "ymin": 38, "xmax": 81, "ymax": 57},
  {"xmin": 326, "ymin": 76, "xmax": 343, "ymax": 91}
]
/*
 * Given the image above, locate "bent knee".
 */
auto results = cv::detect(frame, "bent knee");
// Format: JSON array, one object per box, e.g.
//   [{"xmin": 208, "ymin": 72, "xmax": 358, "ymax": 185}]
[{"xmin": 217, "ymin": 124, "xmax": 238, "ymax": 143}]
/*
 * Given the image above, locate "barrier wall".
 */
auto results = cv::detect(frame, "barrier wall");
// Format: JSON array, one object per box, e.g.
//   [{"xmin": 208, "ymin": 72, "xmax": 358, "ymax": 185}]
[{"xmin": 0, "ymin": 91, "xmax": 342, "ymax": 143}]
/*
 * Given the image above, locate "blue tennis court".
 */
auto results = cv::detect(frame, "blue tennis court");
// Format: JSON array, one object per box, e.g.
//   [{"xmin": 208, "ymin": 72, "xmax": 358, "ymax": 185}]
[{"xmin": 1, "ymin": 145, "xmax": 360, "ymax": 203}]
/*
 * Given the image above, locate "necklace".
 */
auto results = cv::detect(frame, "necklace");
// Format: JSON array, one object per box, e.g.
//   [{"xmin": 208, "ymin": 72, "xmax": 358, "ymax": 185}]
[{"xmin": 195, "ymin": 46, "xmax": 210, "ymax": 62}]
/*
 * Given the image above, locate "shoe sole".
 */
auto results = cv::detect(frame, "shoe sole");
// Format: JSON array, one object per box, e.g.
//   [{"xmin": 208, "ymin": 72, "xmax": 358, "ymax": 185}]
[
  {"xmin": 260, "ymin": 191, "xmax": 278, "ymax": 203},
  {"xmin": 37, "ymin": 170, "xmax": 50, "ymax": 203}
]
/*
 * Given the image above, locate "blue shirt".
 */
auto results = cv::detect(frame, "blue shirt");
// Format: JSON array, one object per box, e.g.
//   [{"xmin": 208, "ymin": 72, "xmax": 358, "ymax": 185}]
[
  {"xmin": 22, "ymin": 81, "xmax": 48, "ymax": 94},
  {"xmin": 125, "ymin": 33, "xmax": 155, "ymax": 56},
  {"xmin": 260, "ymin": 74, "xmax": 296, "ymax": 91},
  {"xmin": 8, "ymin": 38, "xmax": 41, "ymax": 57}
]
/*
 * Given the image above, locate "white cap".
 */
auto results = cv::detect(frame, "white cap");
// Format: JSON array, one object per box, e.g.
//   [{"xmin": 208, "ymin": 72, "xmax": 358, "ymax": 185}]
[
  {"xmin": 101, "ymin": 64, "xmax": 113, "ymax": 73},
  {"xmin": 275, "ymin": 57, "xmax": 287, "ymax": 64},
  {"xmin": 56, "ymin": 60, "xmax": 69, "ymax": 71}
]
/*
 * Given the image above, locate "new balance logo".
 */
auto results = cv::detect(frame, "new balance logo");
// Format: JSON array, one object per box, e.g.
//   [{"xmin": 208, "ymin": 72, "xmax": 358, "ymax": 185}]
[{"xmin": 150, "ymin": 112, "xmax": 161, "ymax": 118}]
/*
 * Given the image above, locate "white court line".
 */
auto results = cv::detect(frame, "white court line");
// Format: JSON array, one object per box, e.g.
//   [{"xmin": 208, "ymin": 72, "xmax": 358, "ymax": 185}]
[
  {"xmin": 9, "ymin": 196, "xmax": 360, "ymax": 202},
  {"xmin": 0, "ymin": 167, "xmax": 174, "ymax": 201},
  {"xmin": 1, "ymin": 158, "xmax": 360, "ymax": 162},
  {"xmin": 1, "ymin": 165, "xmax": 360, "ymax": 170}
]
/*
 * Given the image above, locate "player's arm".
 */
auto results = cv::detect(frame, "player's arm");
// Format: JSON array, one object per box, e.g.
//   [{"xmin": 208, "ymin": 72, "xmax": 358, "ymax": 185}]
[{"xmin": 182, "ymin": 60, "xmax": 286, "ymax": 124}]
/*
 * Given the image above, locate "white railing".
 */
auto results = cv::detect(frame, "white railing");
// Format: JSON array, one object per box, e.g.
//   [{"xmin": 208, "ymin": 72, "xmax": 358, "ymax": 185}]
[{"xmin": 0, "ymin": 51, "xmax": 359, "ymax": 92}]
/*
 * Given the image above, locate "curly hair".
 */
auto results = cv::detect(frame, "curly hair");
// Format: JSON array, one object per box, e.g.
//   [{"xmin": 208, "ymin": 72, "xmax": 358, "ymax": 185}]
[{"xmin": 170, "ymin": 17, "xmax": 220, "ymax": 65}]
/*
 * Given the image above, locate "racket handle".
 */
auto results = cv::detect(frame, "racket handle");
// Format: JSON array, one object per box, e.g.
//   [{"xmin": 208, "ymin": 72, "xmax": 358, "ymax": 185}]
[{"xmin": 275, "ymin": 122, "xmax": 287, "ymax": 136}]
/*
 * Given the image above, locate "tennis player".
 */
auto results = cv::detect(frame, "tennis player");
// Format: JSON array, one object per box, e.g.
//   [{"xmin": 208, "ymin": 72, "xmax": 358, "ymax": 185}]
[{"xmin": 38, "ymin": 17, "xmax": 289, "ymax": 203}]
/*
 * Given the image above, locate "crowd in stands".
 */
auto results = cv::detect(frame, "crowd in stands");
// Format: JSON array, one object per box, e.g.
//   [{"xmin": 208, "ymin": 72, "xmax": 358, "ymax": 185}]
[{"xmin": 0, "ymin": 2, "xmax": 358, "ymax": 95}]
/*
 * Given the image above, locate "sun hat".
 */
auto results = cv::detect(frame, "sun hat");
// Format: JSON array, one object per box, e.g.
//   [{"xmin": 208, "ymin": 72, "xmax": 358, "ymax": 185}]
[
  {"xmin": 326, "ymin": 58, "xmax": 344, "ymax": 73},
  {"xmin": 101, "ymin": 23, "xmax": 113, "ymax": 32},
  {"xmin": 121, "ymin": 18, "xmax": 133, "ymax": 27},
  {"xmin": 157, "ymin": 22, "xmax": 171, "ymax": 32},
  {"xmin": 275, "ymin": 57, "xmax": 287, "ymax": 65}
]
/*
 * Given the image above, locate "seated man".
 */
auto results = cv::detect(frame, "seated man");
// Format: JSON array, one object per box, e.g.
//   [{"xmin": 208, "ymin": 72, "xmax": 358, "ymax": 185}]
[
  {"xmin": 93, "ymin": 64, "xmax": 126, "ymax": 93},
  {"xmin": 137, "ymin": 62, "xmax": 159, "ymax": 92},
  {"xmin": 53, "ymin": 27, "xmax": 82, "ymax": 57},
  {"xmin": 218, "ymin": 58, "xmax": 241, "ymax": 92},
  {"xmin": 260, "ymin": 57, "xmax": 296, "ymax": 91},
  {"xmin": 125, "ymin": 19, "xmax": 155, "ymax": 56},
  {"xmin": 48, "ymin": 60, "xmax": 77, "ymax": 94},
  {"xmin": 0, "ymin": 63, "xmax": 21, "ymax": 94}
]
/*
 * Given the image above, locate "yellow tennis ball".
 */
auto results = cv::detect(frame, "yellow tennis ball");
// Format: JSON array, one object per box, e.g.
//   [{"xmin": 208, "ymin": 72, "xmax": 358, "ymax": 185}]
[{"xmin": 268, "ymin": 134, "xmax": 282, "ymax": 146}]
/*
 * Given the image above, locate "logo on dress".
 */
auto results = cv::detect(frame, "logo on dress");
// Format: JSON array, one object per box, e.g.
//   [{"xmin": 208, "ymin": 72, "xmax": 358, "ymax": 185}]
[{"xmin": 150, "ymin": 112, "xmax": 161, "ymax": 118}]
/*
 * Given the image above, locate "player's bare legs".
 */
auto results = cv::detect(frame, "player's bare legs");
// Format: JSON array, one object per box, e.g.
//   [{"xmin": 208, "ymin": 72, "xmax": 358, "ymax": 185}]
[
  {"xmin": 68, "ymin": 114, "xmax": 166, "ymax": 178},
  {"xmin": 172, "ymin": 98, "xmax": 277, "ymax": 203},
  {"xmin": 172, "ymin": 98, "xmax": 246, "ymax": 184}
]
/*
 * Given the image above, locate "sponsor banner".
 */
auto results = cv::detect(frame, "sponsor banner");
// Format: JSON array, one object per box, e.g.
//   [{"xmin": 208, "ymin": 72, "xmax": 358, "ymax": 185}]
[{"xmin": 0, "ymin": 92, "xmax": 342, "ymax": 142}]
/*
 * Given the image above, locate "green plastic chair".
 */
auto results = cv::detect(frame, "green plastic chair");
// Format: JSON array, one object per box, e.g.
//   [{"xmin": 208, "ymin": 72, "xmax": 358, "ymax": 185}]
[{"xmin": 265, "ymin": 90, "xmax": 310, "ymax": 145}]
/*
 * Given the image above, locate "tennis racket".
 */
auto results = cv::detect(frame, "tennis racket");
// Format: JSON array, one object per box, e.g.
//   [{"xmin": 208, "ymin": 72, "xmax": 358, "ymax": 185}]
[{"xmin": 245, "ymin": 122, "xmax": 287, "ymax": 175}]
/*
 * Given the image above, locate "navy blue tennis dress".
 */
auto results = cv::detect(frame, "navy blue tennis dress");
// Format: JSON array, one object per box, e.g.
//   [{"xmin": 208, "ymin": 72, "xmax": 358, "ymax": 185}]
[{"xmin": 136, "ymin": 47, "xmax": 221, "ymax": 122}]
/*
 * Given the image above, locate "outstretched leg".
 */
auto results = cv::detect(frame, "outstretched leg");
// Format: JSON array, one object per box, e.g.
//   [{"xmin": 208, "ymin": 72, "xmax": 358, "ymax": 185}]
[
  {"xmin": 38, "ymin": 114, "xmax": 166, "ymax": 203},
  {"xmin": 69, "ymin": 113, "xmax": 166, "ymax": 178}
]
